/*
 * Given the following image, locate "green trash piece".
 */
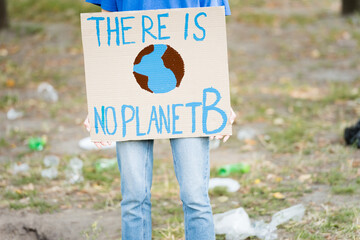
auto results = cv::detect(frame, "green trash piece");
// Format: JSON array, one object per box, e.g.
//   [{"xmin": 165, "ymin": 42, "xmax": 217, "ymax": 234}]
[
  {"xmin": 217, "ymin": 163, "xmax": 250, "ymax": 176},
  {"xmin": 28, "ymin": 137, "xmax": 46, "ymax": 151}
]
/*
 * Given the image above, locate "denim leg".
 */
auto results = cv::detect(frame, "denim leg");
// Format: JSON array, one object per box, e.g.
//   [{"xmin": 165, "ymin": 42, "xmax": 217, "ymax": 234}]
[
  {"xmin": 116, "ymin": 140, "xmax": 154, "ymax": 240},
  {"xmin": 170, "ymin": 137, "xmax": 215, "ymax": 240}
]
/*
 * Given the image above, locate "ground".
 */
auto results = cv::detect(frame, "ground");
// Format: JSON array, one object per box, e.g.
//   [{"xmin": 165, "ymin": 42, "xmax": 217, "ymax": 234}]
[{"xmin": 1, "ymin": 0, "xmax": 360, "ymax": 239}]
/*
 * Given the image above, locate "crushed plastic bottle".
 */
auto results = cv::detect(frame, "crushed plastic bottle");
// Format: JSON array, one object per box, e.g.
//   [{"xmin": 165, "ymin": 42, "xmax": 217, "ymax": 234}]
[
  {"xmin": 12, "ymin": 163, "xmax": 30, "ymax": 175},
  {"xmin": 41, "ymin": 167, "xmax": 58, "ymax": 179},
  {"xmin": 66, "ymin": 157, "xmax": 84, "ymax": 184},
  {"xmin": 217, "ymin": 163, "xmax": 250, "ymax": 176},
  {"xmin": 209, "ymin": 178, "xmax": 241, "ymax": 192},
  {"xmin": 214, "ymin": 207, "xmax": 255, "ymax": 240},
  {"xmin": 41, "ymin": 155, "xmax": 60, "ymax": 179},
  {"xmin": 78, "ymin": 137, "xmax": 116, "ymax": 150},
  {"xmin": 213, "ymin": 204, "xmax": 306, "ymax": 240},
  {"xmin": 95, "ymin": 158, "xmax": 117, "ymax": 172},
  {"xmin": 28, "ymin": 137, "xmax": 46, "ymax": 151},
  {"xmin": 7, "ymin": 108, "xmax": 24, "ymax": 120},
  {"xmin": 37, "ymin": 82, "xmax": 59, "ymax": 102}
]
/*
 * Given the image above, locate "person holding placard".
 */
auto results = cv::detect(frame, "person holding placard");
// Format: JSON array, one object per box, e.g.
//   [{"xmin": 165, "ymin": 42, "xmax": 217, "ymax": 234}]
[{"xmin": 83, "ymin": 1, "xmax": 235, "ymax": 239}]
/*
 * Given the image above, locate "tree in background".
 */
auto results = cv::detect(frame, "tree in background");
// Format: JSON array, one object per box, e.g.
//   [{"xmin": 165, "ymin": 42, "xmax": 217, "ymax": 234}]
[
  {"xmin": 0, "ymin": 0, "xmax": 8, "ymax": 30},
  {"xmin": 342, "ymin": 0, "xmax": 360, "ymax": 15}
]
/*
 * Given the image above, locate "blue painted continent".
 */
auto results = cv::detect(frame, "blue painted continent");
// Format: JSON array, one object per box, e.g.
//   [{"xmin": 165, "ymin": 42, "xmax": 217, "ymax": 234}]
[{"xmin": 133, "ymin": 44, "xmax": 177, "ymax": 94}]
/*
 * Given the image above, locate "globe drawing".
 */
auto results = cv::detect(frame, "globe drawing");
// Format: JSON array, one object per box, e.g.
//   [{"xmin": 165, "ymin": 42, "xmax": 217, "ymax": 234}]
[{"xmin": 133, "ymin": 44, "xmax": 185, "ymax": 94}]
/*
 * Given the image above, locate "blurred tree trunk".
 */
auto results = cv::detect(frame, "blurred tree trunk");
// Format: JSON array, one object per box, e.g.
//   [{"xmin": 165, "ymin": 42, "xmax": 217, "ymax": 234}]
[
  {"xmin": 342, "ymin": 0, "xmax": 360, "ymax": 15},
  {"xmin": 0, "ymin": 0, "xmax": 9, "ymax": 30}
]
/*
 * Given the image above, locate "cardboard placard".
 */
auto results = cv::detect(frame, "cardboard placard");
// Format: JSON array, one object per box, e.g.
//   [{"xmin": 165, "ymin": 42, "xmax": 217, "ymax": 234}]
[{"xmin": 81, "ymin": 6, "xmax": 232, "ymax": 141}]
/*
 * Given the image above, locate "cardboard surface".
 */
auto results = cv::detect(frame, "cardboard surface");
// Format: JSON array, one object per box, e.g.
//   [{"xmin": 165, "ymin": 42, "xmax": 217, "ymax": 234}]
[{"xmin": 81, "ymin": 6, "xmax": 232, "ymax": 141}]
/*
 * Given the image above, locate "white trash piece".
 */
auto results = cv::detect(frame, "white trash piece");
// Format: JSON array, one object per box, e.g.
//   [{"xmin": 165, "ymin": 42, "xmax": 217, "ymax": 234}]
[
  {"xmin": 41, "ymin": 155, "xmax": 60, "ymax": 179},
  {"xmin": 209, "ymin": 178, "xmax": 240, "ymax": 193},
  {"xmin": 41, "ymin": 167, "xmax": 58, "ymax": 179},
  {"xmin": 37, "ymin": 82, "xmax": 58, "ymax": 102},
  {"xmin": 214, "ymin": 204, "xmax": 305, "ymax": 240},
  {"xmin": 78, "ymin": 137, "xmax": 116, "ymax": 150},
  {"xmin": 66, "ymin": 157, "xmax": 84, "ymax": 184},
  {"xmin": 214, "ymin": 207, "xmax": 255, "ymax": 240},
  {"xmin": 12, "ymin": 163, "xmax": 30, "ymax": 175},
  {"xmin": 237, "ymin": 128, "xmax": 257, "ymax": 141},
  {"xmin": 7, "ymin": 108, "xmax": 24, "ymax": 120}
]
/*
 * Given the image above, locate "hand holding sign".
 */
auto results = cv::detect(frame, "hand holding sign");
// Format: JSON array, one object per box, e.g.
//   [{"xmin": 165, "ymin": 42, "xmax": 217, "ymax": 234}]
[
  {"xmin": 210, "ymin": 107, "xmax": 236, "ymax": 143},
  {"xmin": 83, "ymin": 114, "xmax": 112, "ymax": 149}
]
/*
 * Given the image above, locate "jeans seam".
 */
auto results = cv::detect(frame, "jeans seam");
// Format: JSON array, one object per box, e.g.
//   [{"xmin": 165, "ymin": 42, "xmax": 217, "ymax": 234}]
[{"xmin": 143, "ymin": 141, "xmax": 150, "ymax": 240}]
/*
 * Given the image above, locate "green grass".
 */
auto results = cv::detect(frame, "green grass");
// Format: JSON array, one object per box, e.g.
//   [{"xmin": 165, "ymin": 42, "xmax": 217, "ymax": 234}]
[
  {"xmin": 0, "ymin": 94, "xmax": 18, "ymax": 110},
  {"xmin": 11, "ymin": 173, "xmax": 43, "ymax": 186},
  {"xmin": 8, "ymin": 0, "xmax": 99, "ymax": 23},
  {"xmin": 9, "ymin": 198, "xmax": 59, "ymax": 213},
  {"xmin": 331, "ymin": 185, "xmax": 357, "ymax": 195}
]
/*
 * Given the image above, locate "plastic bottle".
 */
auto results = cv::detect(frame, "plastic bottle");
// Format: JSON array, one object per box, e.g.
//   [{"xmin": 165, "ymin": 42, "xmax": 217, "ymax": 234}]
[
  {"xmin": 217, "ymin": 163, "xmax": 250, "ymax": 176},
  {"xmin": 95, "ymin": 158, "xmax": 117, "ymax": 172},
  {"xmin": 66, "ymin": 157, "xmax": 84, "ymax": 184},
  {"xmin": 7, "ymin": 108, "xmax": 24, "ymax": 120},
  {"xmin": 12, "ymin": 163, "xmax": 30, "ymax": 175},
  {"xmin": 41, "ymin": 167, "xmax": 58, "ymax": 179},
  {"xmin": 41, "ymin": 155, "xmax": 60, "ymax": 179},
  {"xmin": 28, "ymin": 137, "xmax": 46, "ymax": 151},
  {"xmin": 37, "ymin": 82, "xmax": 58, "ymax": 102}
]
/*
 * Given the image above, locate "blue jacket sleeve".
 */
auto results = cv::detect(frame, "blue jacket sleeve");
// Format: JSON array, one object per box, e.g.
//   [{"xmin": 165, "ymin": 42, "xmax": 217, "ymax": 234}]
[
  {"xmin": 200, "ymin": 0, "xmax": 231, "ymax": 16},
  {"xmin": 85, "ymin": 0, "xmax": 118, "ymax": 12}
]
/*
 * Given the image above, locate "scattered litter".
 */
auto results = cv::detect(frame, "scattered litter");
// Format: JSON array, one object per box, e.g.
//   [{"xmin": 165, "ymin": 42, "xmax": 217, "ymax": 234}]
[
  {"xmin": 344, "ymin": 119, "xmax": 360, "ymax": 148},
  {"xmin": 209, "ymin": 178, "xmax": 241, "ymax": 193},
  {"xmin": 12, "ymin": 163, "xmax": 30, "ymax": 175},
  {"xmin": 28, "ymin": 137, "xmax": 46, "ymax": 151},
  {"xmin": 7, "ymin": 108, "xmax": 23, "ymax": 120},
  {"xmin": 214, "ymin": 204, "xmax": 305, "ymax": 240},
  {"xmin": 41, "ymin": 155, "xmax": 60, "ymax": 179},
  {"xmin": 237, "ymin": 128, "xmax": 257, "ymax": 141},
  {"xmin": 37, "ymin": 82, "xmax": 58, "ymax": 102},
  {"xmin": 217, "ymin": 163, "xmax": 250, "ymax": 176},
  {"xmin": 95, "ymin": 158, "xmax": 117, "ymax": 172},
  {"xmin": 210, "ymin": 139, "xmax": 220, "ymax": 150},
  {"xmin": 66, "ymin": 157, "xmax": 84, "ymax": 184},
  {"xmin": 41, "ymin": 167, "xmax": 58, "ymax": 179},
  {"xmin": 78, "ymin": 137, "xmax": 116, "ymax": 150}
]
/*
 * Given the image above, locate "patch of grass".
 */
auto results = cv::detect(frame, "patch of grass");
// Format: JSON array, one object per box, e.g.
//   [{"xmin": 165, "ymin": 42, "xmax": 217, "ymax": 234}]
[
  {"xmin": 11, "ymin": 173, "xmax": 43, "ymax": 186},
  {"xmin": 321, "ymin": 83, "xmax": 359, "ymax": 104},
  {"xmin": 267, "ymin": 118, "xmax": 313, "ymax": 153},
  {"xmin": 331, "ymin": 185, "xmax": 356, "ymax": 195},
  {"xmin": 0, "ymin": 138, "xmax": 9, "ymax": 148},
  {"xmin": 8, "ymin": 0, "xmax": 99, "ymax": 23},
  {"xmin": 292, "ymin": 207, "xmax": 360, "ymax": 239},
  {"xmin": 209, "ymin": 186, "xmax": 231, "ymax": 197},
  {"xmin": 3, "ymin": 190, "xmax": 37, "ymax": 200},
  {"xmin": 314, "ymin": 169, "xmax": 346, "ymax": 186},
  {"xmin": 83, "ymin": 166, "xmax": 119, "ymax": 187},
  {"xmin": 0, "ymin": 94, "xmax": 18, "ymax": 110},
  {"xmin": 9, "ymin": 198, "xmax": 58, "ymax": 213}
]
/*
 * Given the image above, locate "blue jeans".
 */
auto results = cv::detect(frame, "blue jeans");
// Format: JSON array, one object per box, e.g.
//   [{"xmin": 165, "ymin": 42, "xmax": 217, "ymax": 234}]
[{"xmin": 116, "ymin": 137, "xmax": 215, "ymax": 240}]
